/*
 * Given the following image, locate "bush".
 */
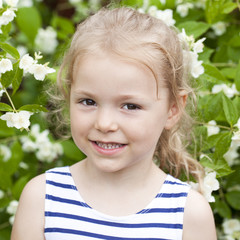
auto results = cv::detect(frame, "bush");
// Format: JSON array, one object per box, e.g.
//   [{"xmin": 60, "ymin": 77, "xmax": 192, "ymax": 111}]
[{"xmin": 0, "ymin": 0, "xmax": 239, "ymax": 239}]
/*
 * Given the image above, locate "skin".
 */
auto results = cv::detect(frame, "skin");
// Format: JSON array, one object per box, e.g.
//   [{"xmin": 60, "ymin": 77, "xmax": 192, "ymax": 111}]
[{"xmin": 11, "ymin": 53, "xmax": 217, "ymax": 240}]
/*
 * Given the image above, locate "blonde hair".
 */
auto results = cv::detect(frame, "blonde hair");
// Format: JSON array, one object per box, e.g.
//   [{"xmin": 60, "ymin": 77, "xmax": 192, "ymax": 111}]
[{"xmin": 55, "ymin": 7, "xmax": 204, "ymax": 188}]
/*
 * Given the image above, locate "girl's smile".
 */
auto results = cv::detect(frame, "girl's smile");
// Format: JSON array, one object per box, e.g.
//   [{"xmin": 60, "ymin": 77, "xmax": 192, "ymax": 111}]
[
  {"xmin": 91, "ymin": 140, "xmax": 127, "ymax": 156},
  {"xmin": 70, "ymin": 52, "xmax": 177, "ymax": 174}
]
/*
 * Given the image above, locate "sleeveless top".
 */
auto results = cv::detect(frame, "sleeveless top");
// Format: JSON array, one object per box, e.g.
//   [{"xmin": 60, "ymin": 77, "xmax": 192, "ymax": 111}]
[{"xmin": 44, "ymin": 166, "xmax": 190, "ymax": 240}]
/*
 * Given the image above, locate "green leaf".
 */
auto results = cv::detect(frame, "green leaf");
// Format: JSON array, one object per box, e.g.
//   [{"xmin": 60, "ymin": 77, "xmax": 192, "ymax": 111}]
[
  {"xmin": 18, "ymin": 104, "xmax": 48, "ymax": 113},
  {"xmin": 203, "ymin": 132, "xmax": 225, "ymax": 151},
  {"xmin": 1, "ymin": 22, "xmax": 12, "ymax": 36},
  {"xmin": 51, "ymin": 15, "xmax": 75, "ymax": 40},
  {"xmin": 202, "ymin": 63, "xmax": 227, "ymax": 83},
  {"xmin": 0, "ymin": 42, "xmax": 20, "ymax": 59},
  {"xmin": 226, "ymin": 191, "xmax": 240, "ymax": 210},
  {"xmin": 177, "ymin": 21, "xmax": 210, "ymax": 39},
  {"xmin": 205, "ymin": 0, "xmax": 225, "ymax": 24},
  {"xmin": 229, "ymin": 35, "xmax": 240, "ymax": 47},
  {"xmin": 233, "ymin": 96, "xmax": 240, "ymax": 114},
  {"xmin": 221, "ymin": 2, "xmax": 238, "ymax": 14},
  {"xmin": 214, "ymin": 131, "xmax": 232, "ymax": 158},
  {"xmin": 0, "ymin": 228, "xmax": 11, "ymax": 240},
  {"xmin": 0, "ymin": 167, "xmax": 12, "ymax": 189},
  {"xmin": 3, "ymin": 141, "xmax": 23, "ymax": 176},
  {"xmin": 1, "ymin": 69, "xmax": 14, "ymax": 88},
  {"xmin": 235, "ymin": 61, "xmax": 240, "ymax": 91},
  {"xmin": 61, "ymin": 140, "xmax": 86, "ymax": 161},
  {"xmin": 202, "ymin": 94, "xmax": 223, "ymax": 121},
  {"xmin": 215, "ymin": 197, "xmax": 232, "ymax": 218},
  {"xmin": 198, "ymin": 47, "xmax": 214, "ymax": 62},
  {"xmin": 0, "ymin": 119, "xmax": 14, "ymax": 137},
  {"xmin": 225, "ymin": 169, "xmax": 240, "ymax": 189},
  {"xmin": 12, "ymin": 64, "xmax": 23, "ymax": 95},
  {"xmin": 200, "ymin": 154, "xmax": 233, "ymax": 177},
  {"xmin": 221, "ymin": 67, "xmax": 237, "ymax": 80},
  {"xmin": 12, "ymin": 175, "xmax": 29, "ymax": 200},
  {"xmin": 1, "ymin": 62, "xmax": 23, "ymax": 91},
  {"xmin": 0, "ymin": 103, "xmax": 13, "ymax": 112},
  {"xmin": 16, "ymin": 7, "xmax": 42, "ymax": 44},
  {"xmin": 222, "ymin": 94, "xmax": 238, "ymax": 126}
]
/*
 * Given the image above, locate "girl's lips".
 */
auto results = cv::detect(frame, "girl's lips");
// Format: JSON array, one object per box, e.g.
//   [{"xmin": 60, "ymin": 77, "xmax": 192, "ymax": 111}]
[{"xmin": 91, "ymin": 141, "xmax": 127, "ymax": 155}]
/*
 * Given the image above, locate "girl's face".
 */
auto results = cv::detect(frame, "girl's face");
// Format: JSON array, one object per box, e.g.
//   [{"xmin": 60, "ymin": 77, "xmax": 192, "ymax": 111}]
[{"xmin": 70, "ymin": 53, "xmax": 179, "ymax": 174}]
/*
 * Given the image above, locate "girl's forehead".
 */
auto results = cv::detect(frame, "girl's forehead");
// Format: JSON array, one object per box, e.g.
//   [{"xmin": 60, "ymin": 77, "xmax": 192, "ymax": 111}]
[
  {"xmin": 72, "ymin": 52, "xmax": 170, "ymax": 101},
  {"xmin": 73, "ymin": 51, "xmax": 166, "ymax": 89}
]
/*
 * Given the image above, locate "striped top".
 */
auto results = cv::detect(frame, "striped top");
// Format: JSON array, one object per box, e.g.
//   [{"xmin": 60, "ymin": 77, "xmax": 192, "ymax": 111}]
[{"xmin": 44, "ymin": 166, "xmax": 190, "ymax": 240}]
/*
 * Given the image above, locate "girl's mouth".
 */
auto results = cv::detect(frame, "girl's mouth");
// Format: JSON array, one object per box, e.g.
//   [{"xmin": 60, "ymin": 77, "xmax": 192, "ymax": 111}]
[{"xmin": 94, "ymin": 141, "xmax": 125, "ymax": 150}]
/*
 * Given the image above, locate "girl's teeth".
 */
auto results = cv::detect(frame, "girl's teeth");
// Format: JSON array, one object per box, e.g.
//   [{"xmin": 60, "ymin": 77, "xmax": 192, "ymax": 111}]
[{"xmin": 96, "ymin": 142, "xmax": 123, "ymax": 149}]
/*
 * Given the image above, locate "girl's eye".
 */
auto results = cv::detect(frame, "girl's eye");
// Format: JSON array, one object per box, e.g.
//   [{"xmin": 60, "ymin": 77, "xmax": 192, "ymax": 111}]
[
  {"xmin": 80, "ymin": 99, "xmax": 96, "ymax": 106},
  {"xmin": 123, "ymin": 103, "xmax": 141, "ymax": 110}
]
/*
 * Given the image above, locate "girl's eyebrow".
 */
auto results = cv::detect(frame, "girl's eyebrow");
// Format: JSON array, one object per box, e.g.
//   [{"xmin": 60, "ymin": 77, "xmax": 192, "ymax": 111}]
[
  {"xmin": 73, "ymin": 89, "xmax": 147, "ymax": 100},
  {"xmin": 72, "ymin": 89, "xmax": 95, "ymax": 97}
]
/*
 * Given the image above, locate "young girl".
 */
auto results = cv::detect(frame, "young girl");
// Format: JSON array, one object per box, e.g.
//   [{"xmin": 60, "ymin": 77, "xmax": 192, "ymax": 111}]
[{"xmin": 11, "ymin": 7, "xmax": 217, "ymax": 240}]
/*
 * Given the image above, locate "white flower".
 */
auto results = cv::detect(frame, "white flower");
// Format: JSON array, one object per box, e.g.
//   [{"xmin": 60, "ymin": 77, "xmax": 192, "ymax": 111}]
[
  {"xmin": 69, "ymin": 0, "xmax": 81, "ymax": 4},
  {"xmin": 231, "ymin": 84, "xmax": 239, "ymax": 95},
  {"xmin": 223, "ymin": 235, "xmax": 235, "ymax": 240},
  {"xmin": 28, "ymin": 63, "xmax": 55, "ymax": 81},
  {"xmin": 148, "ymin": 5, "xmax": 158, "ymax": 16},
  {"xmin": 0, "ymin": 111, "xmax": 33, "ymax": 130},
  {"xmin": 53, "ymin": 142, "xmax": 63, "ymax": 155},
  {"xmin": 5, "ymin": 0, "xmax": 19, "ymax": 7},
  {"xmin": 193, "ymin": 37, "xmax": 206, "ymax": 53},
  {"xmin": 0, "ymin": 189, "xmax": 4, "ymax": 199},
  {"xmin": 0, "ymin": 58, "xmax": 13, "ymax": 74},
  {"xmin": 6, "ymin": 200, "xmax": 18, "ymax": 215},
  {"xmin": 21, "ymin": 138, "xmax": 37, "ymax": 152},
  {"xmin": 195, "ymin": 0, "xmax": 206, "ymax": 9},
  {"xmin": 202, "ymin": 171, "xmax": 220, "ymax": 202},
  {"xmin": 189, "ymin": 51, "xmax": 204, "ymax": 78},
  {"xmin": 0, "ymin": 9, "xmax": 16, "ymax": 26},
  {"xmin": 36, "ymin": 141, "xmax": 58, "ymax": 162},
  {"xmin": 19, "ymin": 161, "xmax": 29, "ymax": 169},
  {"xmin": 0, "ymin": 144, "xmax": 12, "ymax": 161},
  {"xmin": 231, "ymin": 130, "xmax": 240, "ymax": 144},
  {"xmin": 189, "ymin": 181, "xmax": 199, "ymax": 191},
  {"xmin": 148, "ymin": 7, "xmax": 176, "ymax": 26},
  {"xmin": 235, "ymin": 118, "xmax": 240, "ymax": 130},
  {"xmin": 207, "ymin": 120, "xmax": 220, "ymax": 136},
  {"xmin": 17, "ymin": 46, "xmax": 28, "ymax": 57},
  {"xmin": 212, "ymin": 21, "xmax": 227, "ymax": 36},
  {"xmin": 178, "ymin": 28, "xmax": 195, "ymax": 47},
  {"xmin": 17, "ymin": 0, "xmax": 33, "ymax": 7},
  {"xmin": 155, "ymin": 9, "xmax": 175, "ymax": 26},
  {"xmin": 19, "ymin": 54, "xmax": 35, "ymax": 73},
  {"xmin": 9, "ymin": 215, "xmax": 15, "ymax": 225},
  {"xmin": 176, "ymin": 3, "xmax": 193, "ymax": 17},
  {"xmin": 0, "ymin": 82, "xmax": 5, "ymax": 99},
  {"xmin": 223, "ymin": 141, "xmax": 240, "ymax": 166},
  {"xmin": 223, "ymin": 219, "xmax": 240, "ymax": 235},
  {"xmin": 212, "ymin": 84, "xmax": 236, "ymax": 98},
  {"xmin": 35, "ymin": 26, "xmax": 58, "ymax": 54}
]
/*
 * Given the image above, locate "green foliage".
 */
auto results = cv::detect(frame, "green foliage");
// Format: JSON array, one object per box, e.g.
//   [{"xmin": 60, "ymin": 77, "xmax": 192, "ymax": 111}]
[
  {"xmin": 16, "ymin": 7, "xmax": 42, "ymax": 45},
  {"xmin": 0, "ymin": 0, "xmax": 239, "ymax": 239}
]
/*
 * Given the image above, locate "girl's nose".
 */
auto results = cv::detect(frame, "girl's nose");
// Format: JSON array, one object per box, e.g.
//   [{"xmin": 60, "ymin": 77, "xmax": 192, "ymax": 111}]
[{"xmin": 94, "ymin": 109, "xmax": 118, "ymax": 133}]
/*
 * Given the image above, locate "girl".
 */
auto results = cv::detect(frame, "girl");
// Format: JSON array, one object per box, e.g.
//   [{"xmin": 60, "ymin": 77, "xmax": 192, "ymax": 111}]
[{"xmin": 11, "ymin": 7, "xmax": 217, "ymax": 240}]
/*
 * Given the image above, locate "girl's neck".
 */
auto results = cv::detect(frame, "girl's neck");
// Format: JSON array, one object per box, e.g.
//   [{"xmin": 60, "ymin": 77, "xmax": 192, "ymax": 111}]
[{"xmin": 81, "ymin": 157, "xmax": 164, "ymax": 190}]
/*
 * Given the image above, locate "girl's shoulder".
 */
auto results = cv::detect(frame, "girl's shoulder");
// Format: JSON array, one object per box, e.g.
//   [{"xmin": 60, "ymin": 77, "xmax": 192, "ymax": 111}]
[
  {"xmin": 11, "ymin": 173, "xmax": 46, "ymax": 240},
  {"xmin": 183, "ymin": 188, "xmax": 217, "ymax": 240}
]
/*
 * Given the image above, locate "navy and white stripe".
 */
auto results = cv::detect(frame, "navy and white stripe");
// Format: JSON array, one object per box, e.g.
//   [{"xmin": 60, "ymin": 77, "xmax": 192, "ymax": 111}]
[{"xmin": 44, "ymin": 166, "xmax": 190, "ymax": 240}]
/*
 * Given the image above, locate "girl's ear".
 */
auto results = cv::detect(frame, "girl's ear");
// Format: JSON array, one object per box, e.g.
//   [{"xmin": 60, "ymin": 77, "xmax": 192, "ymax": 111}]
[{"xmin": 165, "ymin": 93, "xmax": 187, "ymax": 130}]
